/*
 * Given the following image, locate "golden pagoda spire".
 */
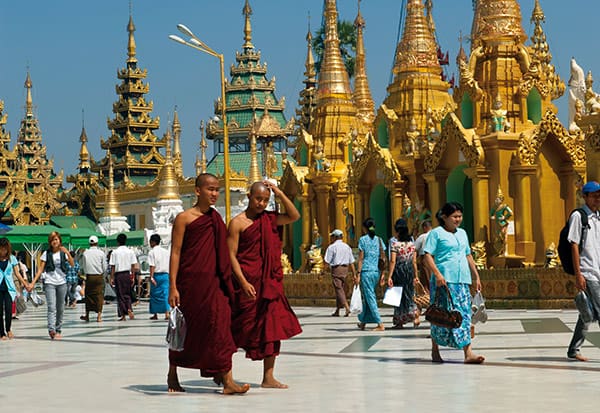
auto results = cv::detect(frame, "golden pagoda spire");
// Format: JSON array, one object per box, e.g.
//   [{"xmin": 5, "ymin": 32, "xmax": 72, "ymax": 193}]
[
  {"xmin": 353, "ymin": 0, "xmax": 375, "ymax": 126},
  {"xmin": 296, "ymin": 17, "xmax": 318, "ymax": 132},
  {"xmin": 316, "ymin": 0, "xmax": 353, "ymax": 103},
  {"xmin": 248, "ymin": 132, "xmax": 261, "ymax": 184},
  {"xmin": 198, "ymin": 120, "xmax": 207, "ymax": 175},
  {"xmin": 304, "ymin": 21, "xmax": 316, "ymax": 81},
  {"xmin": 242, "ymin": 0, "xmax": 254, "ymax": 50},
  {"xmin": 157, "ymin": 128, "xmax": 180, "ymax": 200},
  {"xmin": 24, "ymin": 72, "xmax": 33, "ymax": 117},
  {"xmin": 172, "ymin": 108, "xmax": 183, "ymax": 177},
  {"xmin": 471, "ymin": 0, "xmax": 526, "ymax": 46},
  {"xmin": 78, "ymin": 110, "xmax": 91, "ymax": 171},
  {"xmin": 104, "ymin": 150, "xmax": 122, "ymax": 217},
  {"xmin": 425, "ymin": 0, "xmax": 435, "ymax": 35},
  {"xmin": 127, "ymin": 14, "xmax": 137, "ymax": 64},
  {"xmin": 394, "ymin": 0, "xmax": 440, "ymax": 76}
]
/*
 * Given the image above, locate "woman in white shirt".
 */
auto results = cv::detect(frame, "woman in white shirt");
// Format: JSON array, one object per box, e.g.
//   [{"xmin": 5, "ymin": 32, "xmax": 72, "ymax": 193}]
[{"xmin": 29, "ymin": 231, "xmax": 74, "ymax": 340}]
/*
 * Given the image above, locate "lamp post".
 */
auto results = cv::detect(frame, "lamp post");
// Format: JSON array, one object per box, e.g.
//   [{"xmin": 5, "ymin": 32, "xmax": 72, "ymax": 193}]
[{"xmin": 169, "ymin": 25, "xmax": 231, "ymax": 223}]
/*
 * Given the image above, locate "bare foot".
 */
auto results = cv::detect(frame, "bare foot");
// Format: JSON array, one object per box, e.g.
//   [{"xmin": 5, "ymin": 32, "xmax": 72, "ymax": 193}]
[
  {"xmin": 357, "ymin": 322, "xmax": 366, "ymax": 331},
  {"xmin": 118, "ymin": 316, "xmax": 126, "ymax": 321},
  {"xmin": 149, "ymin": 314, "xmax": 158, "ymax": 320},
  {"xmin": 261, "ymin": 378, "xmax": 288, "ymax": 389},
  {"xmin": 96, "ymin": 315, "xmax": 102, "ymax": 323},
  {"xmin": 128, "ymin": 310, "xmax": 135, "ymax": 320},
  {"xmin": 54, "ymin": 333, "xmax": 62, "ymax": 340},
  {"xmin": 432, "ymin": 351, "xmax": 444, "ymax": 363},
  {"xmin": 0, "ymin": 336, "xmax": 7, "ymax": 341},
  {"xmin": 49, "ymin": 330, "xmax": 56, "ymax": 340},
  {"xmin": 80, "ymin": 315, "xmax": 89, "ymax": 322},
  {"xmin": 7, "ymin": 331, "xmax": 14, "ymax": 339},
  {"xmin": 569, "ymin": 353, "xmax": 589, "ymax": 362},
  {"xmin": 371, "ymin": 324, "xmax": 385, "ymax": 331},
  {"xmin": 464, "ymin": 355, "xmax": 485, "ymax": 364},
  {"xmin": 167, "ymin": 373, "xmax": 185, "ymax": 393},
  {"xmin": 223, "ymin": 382, "xmax": 250, "ymax": 395}
]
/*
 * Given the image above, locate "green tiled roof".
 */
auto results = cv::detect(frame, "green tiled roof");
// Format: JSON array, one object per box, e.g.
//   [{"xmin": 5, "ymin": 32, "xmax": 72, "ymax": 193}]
[{"xmin": 206, "ymin": 152, "xmax": 295, "ymax": 178}]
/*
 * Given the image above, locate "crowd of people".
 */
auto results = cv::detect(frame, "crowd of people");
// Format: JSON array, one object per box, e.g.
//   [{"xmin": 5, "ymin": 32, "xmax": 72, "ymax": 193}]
[{"xmin": 4, "ymin": 176, "xmax": 600, "ymax": 395}]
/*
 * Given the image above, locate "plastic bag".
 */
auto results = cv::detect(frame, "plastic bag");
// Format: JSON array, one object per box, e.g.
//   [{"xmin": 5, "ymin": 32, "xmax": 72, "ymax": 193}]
[
  {"xmin": 575, "ymin": 291, "xmax": 595, "ymax": 324},
  {"xmin": 349, "ymin": 285, "xmax": 362, "ymax": 315},
  {"xmin": 15, "ymin": 295, "xmax": 27, "ymax": 314},
  {"xmin": 166, "ymin": 306, "xmax": 187, "ymax": 352},
  {"xmin": 28, "ymin": 289, "xmax": 45, "ymax": 307},
  {"xmin": 471, "ymin": 290, "xmax": 488, "ymax": 324}
]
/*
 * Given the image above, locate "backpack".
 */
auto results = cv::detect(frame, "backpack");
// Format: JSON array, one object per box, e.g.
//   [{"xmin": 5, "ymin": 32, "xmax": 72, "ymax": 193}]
[{"xmin": 557, "ymin": 208, "xmax": 589, "ymax": 275}]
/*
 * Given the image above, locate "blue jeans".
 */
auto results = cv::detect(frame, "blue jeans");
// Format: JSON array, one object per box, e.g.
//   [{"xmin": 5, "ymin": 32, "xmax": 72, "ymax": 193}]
[
  {"xmin": 568, "ymin": 279, "xmax": 600, "ymax": 357},
  {"xmin": 45, "ymin": 283, "xmax": 67, "ymax": 333}
]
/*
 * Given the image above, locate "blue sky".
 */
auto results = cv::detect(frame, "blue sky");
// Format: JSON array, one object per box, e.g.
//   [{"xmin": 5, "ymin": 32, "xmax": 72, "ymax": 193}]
[{"xmin": 0, "ymin": 1, "xmax": 597, "ymax": 180}]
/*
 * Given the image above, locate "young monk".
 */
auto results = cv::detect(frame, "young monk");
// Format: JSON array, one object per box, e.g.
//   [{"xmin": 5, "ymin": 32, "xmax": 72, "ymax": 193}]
[
  {"xmin": 167, "ymin": 173, "xmax": 249, "ymax": 395},
  {"xmin": 228, "ymin": 181, "xmax": 302, "ymax": 389}
]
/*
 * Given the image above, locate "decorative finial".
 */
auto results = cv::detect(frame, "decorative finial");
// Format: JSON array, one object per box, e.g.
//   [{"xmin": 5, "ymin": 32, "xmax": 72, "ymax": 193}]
[
  {"xmin": 127, "ymin": 13, "xmax": 137, "ymax": 63},
  {"xmin": 24, "ymin": 71, "xmax": 33, "ymax": 116},
  {"xmin": 248, "ymin": 132, "xmax": 261, "ymax": 185},
  {"xmin": 104, "ymin": 149, "xmax": 122, "ymax": 217},
  {"xmin": 199, "ymin": 120, "xmax": 207, "ymax": 174},
  {"xmin": 242, "ymin": 0, "xmax": 254, "ymax": 50}
]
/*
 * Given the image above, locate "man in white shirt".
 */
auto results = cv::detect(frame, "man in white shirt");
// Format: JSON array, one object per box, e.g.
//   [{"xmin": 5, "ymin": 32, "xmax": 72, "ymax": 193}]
[
  {"xmin": 80, "ymin": 235, "xmax": 107, "ymax": 322},
  {"xmin": 109, "ymin": 233, "xmax": 138, "ymax": 321},
  {"xmin": 567, "ymin": 181, "xmax": 600, "ymax": 361},
  {"xmin": 324, "ymin": 229, "xmax": 356, "ymax": 317},
  {"xmin": 147, "ymin": 234, "xmax": 171, "ymax": 320}
]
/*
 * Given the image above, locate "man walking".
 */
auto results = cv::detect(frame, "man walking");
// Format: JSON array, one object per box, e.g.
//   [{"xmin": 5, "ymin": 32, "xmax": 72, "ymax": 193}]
[
  {"xmin": 80, "ymin": 236, "xmax": 107, "ymax": 322},
  {"xmin": 228, "ymin": 181, "xmax": 302, "ymax": 389},
  {"xmin": 567, "ymin": 181, "xmax": 600, "ymax": 361},
  {"xmin": 324, "ymin": 229, "xmax": 356, "ymax": 317},
  {"xmin": 109, "ymin": 233, "xmax": 137, "ymax": 321}
]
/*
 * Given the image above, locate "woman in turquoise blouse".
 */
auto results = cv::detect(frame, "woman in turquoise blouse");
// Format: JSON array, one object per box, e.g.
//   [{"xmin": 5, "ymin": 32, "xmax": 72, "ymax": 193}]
[
  {"xmin": 423, "ymin": 202, "xmax": 485, "ymax": 364},
  {"xmin": 357, "ymin": 217, "xmax": 385, "ymax": 331},
  {"xmin": 0, "ymin": 238, "xmax": 29, "ymax": 340}
]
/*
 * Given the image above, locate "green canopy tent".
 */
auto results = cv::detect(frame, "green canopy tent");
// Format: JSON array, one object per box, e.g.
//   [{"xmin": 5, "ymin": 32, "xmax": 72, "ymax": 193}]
[
  {"xmin": 106, "ymin": 230, "xmax": 147, "ymax": 247},
  {"xmin": 65, "ymin": 228, "xmax": 107, "ymax": 250},
  {"xmin": 3, "ymin": 225, "xmax": 72, "ymax": 278}
]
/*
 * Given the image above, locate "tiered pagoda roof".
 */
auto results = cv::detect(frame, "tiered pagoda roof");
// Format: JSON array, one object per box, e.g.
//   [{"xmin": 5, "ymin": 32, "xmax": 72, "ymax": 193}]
[
  {"xmin": 206, "ymin": 0, "xmax": 293, "ymax": 178},
  {"xmin": 3, "ymin": 73, "xmax": 64, "ymax": 225},
  {"xmin": 91, "ymin": 15, "xmax": 165, "ymax": 188}
]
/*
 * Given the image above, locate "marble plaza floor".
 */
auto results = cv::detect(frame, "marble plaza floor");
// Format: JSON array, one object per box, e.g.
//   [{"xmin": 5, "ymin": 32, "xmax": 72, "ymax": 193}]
[{"xmin": 1, "ymin": 301, "xmax": 599, "ymax": 413}]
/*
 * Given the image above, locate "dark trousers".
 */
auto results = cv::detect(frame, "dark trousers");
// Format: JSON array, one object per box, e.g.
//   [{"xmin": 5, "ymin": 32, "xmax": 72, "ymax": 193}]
[
  {"xmin": 114, "ymin": 271, "xmax": 132, "ymax": 317},
  {"xmin": 0, "ymin": 290, "xmax": 12, "ymax": 337},
  {"xmin": 331, "ymin": 265, "xmax": 349, "ymax": 309}
]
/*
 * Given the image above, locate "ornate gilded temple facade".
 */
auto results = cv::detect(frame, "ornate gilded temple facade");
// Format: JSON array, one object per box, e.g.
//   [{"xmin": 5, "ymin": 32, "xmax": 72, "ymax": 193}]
[
  {"xmin": 0, "ymin": 74, "xmax": 64, "ymax": 225},
  {"xmin": 206, "ymin": 0, "xmax": 294, "ymax": 195},
  {"xmin": 282, "ymin": 0, "xmax": 586, "ymax": 270}
]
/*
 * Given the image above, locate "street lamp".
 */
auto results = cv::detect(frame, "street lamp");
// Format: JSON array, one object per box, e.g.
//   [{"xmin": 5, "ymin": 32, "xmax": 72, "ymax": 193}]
[{"xmin": 169, "ymin": 25, "xmax": 232, "ymax": 223}]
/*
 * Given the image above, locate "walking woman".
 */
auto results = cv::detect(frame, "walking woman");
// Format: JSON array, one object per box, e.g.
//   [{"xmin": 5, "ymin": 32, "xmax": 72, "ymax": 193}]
[
  {"xmin": 423, "ymin": 202, "xmax": 484, "ymax": 364},
  {"xmin": 387, "ymin": 218, "xmax": 420, "ymax": 329},
  {"xmin": 356, "ymin": 217, "xmax": 385, "ymax": 331},
  {"xmin": 29, "ymin": 231, "xmax": 74, "ymax": 340},
  {"xmin": 0, "ymin": 238, "xmax": 29, "ymax": 340}
]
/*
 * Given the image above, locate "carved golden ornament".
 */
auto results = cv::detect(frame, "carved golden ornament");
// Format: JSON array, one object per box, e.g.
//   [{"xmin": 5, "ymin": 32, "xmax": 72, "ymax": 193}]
[
  {"xmin": 587, "ymin": 127, "xmax": 600, "ymax": 151},
  {"xmin": 472, "ymin": 0, "xmax": 527, "ymax": 43},
  {"xmin": 457, "ymin": 57, "xmax": 484, "ymax": 101},
  {"xmin": 425, "ymin": 113, "xmax": 483, "ymax": 172},
  {"xmin": 350, "ymin": 133, "xmax": 402, "ymax": 189},
  {"xmin": 471, "ymin": 241, "xmax": 488, "ymax": 270},
  {"xmin": 517, "ymin": 109, "xmax": 586, "ymax": 166}
]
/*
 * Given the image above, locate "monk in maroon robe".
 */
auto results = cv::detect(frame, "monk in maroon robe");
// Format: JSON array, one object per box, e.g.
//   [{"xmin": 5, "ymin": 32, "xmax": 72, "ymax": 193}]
[
  {"xmin": 228, "ymin": 181, "xmax": 302, "ymax": 389},
  {"xmin": 168, "ymin": 173, "xmax": 249, "ymax": 395}
]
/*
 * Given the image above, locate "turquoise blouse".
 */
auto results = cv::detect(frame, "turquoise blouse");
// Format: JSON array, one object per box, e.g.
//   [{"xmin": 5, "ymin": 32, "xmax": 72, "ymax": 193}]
[
  {"xmin": 358, "ymin": 234, "xmax": 385, "ymax": 272},
  {"xmin": 0, "ymin": 255, "xmax": 19, "ymax": 301},
  {"xmin": 423, "ymin": 226, "xmax": 472, "ymax": 284}
]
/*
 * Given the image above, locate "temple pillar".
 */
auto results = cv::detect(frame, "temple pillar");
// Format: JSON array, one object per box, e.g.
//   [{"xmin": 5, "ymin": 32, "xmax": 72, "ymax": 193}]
[
  {"xmin": 334, "ymin": 191, "xmax": 348, "ymax": 237},
  {"xmin": 391, "ymin": 182, "xmax": 404, "ymax": 227},
  {"xmin": 299, "ymin": 194, "xmax": 312, "ymax": 270},
  {"xmin": 314, "ymin": 182, "xmax": 332, "ymax": 247},
  {"xmin": 510, "ymin": 164, "xmax": 536, "ymax": 262},
  {"xmin": 464, "ymin": 166, "xmax": 491, "ymax": 242},
  {"xmin": 355, "ymin": 188, "xmax": 365, "ymax": 241},
  {"xmin": 423, "ymin": 170, "xmax": 447, "ymax": 221}
]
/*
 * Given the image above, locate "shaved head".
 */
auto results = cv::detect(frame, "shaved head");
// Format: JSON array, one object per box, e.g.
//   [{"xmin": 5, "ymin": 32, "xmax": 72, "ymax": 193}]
[
  {"xmin": 195, "ymin": 173, "xmax": 218, "ymax": 188},
  {"xmin": 249, "ymin": 181, "xmax": 270, "ymax": 196}
]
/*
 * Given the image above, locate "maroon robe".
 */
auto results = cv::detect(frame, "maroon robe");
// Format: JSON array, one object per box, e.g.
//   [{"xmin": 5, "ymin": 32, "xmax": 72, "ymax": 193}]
[
  {"xmin": 231, "ymin": 211, "xmax": 302, "ymax": 360},
  {"xmin": 169, "ymin": 208, "xmax": 237, "ymax": 377}
]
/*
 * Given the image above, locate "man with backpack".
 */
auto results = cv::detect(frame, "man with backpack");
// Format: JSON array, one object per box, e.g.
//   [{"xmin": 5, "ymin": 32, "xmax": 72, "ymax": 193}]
[{"xmin": 567, "ymin": 181, "xmax": 600, "ymax": 361}]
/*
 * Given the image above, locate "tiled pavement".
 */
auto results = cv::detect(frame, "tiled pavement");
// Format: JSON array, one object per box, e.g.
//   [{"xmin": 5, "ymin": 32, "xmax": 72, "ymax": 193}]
[{"xmin": 1, "ymin": 301, "xmax": 599, "ymax": 412}]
